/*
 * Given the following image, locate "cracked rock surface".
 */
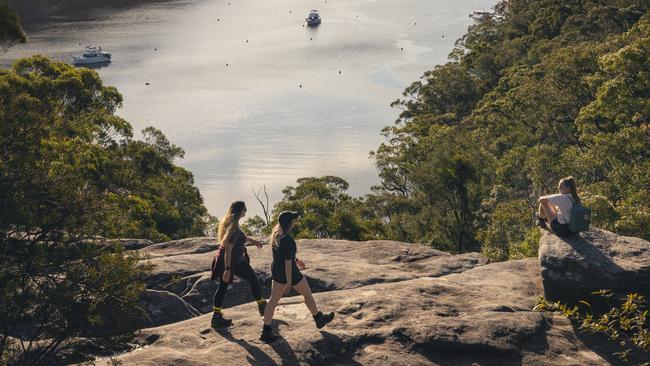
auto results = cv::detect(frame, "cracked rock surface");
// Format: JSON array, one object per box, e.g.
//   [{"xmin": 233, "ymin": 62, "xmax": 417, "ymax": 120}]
[{"xmin": 102, "ymin": 234, "xmax": 639, "ymax": 365}]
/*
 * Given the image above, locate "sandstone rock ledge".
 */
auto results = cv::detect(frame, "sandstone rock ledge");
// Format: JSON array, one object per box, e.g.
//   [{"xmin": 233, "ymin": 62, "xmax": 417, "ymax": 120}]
[
  {"xmin": 137, "ymin": 238, "xmax": 488, "ymax": 325},
  {"xmin": 539, "ymin": 228, "xmax": 650, "ymax": 303},
  {"xmin": 107, "ymin": 258, "xmax": 615, "ymax": 366}
]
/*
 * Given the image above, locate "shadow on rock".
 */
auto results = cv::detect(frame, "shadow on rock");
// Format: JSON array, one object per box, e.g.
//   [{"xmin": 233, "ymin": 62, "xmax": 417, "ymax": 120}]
[
  {"xmin": 572, "ymin": 323, "xmax": 650, "ymax": 366},
  {"xmin": 315, "ymin": 331, "xmax": 364, "ymax": 365},
  {"xmin": 214, "ymin": 327, "xmax": 277, "ymax": 366}
]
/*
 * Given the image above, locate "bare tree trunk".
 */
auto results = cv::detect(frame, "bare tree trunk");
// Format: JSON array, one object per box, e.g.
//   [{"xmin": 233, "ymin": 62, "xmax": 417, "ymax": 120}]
[{"xmin": 252, "ymin": 185, "xmax": 271, "ymax": 225}]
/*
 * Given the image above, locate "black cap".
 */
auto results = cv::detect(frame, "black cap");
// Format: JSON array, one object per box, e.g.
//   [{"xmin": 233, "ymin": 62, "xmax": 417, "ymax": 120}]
[{"xmin": 278, "ymin": 211, "xmax": 299, "ymax": 226}]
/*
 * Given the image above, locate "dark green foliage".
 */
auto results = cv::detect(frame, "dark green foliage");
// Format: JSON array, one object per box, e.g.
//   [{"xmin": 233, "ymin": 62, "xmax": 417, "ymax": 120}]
[
  {"xmin": 0, "ymin": 56, "xmax": 211, "ymax": 242},
  {"xmin": 369, "ymin": 0, "xmax": 650, "ymax": 258},
  {"xmin": 248, "ymin": 176, "xmax": 385, "ymax": 241},
  {"xmin": 1, "ymin": 241, "xmax": 148, "ymax": 365},
  {"xmin": 256, "ymin": 2, "xmax": 649, "ymax": 254},
  {"xmin": 273, "ymin": 176, "xmax": 384, "ymax": 241},
  {"xmin": 478, "ymin": 199, "xmax": 541, "ymax": 261},
  {"xmin": 4, "ymin": 0, "xmax": 158, "ymax": 22},
  {"xmin": 535, "ymin": 291, "xmax": 650, "ymax": 364},
  {"xmin": 0, "ymin": 56, "xmax": 210, "ymax": 363},
  {"xmin": 0, "ymin": 3, "xmax": 26, "ymax": 52}
]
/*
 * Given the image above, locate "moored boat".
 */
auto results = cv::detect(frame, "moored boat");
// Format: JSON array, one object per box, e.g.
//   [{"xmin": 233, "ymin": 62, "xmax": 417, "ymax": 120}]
[
  {"xmin": 73, "ymin": 47, "xmax": 112, "ymax": 66},
  {"xmin": 306, "ymin": 10, "xmax": 321, "ymax": 26},
  {"xmin": 470, "ymin": 10, "xmax": 492, "ymax": 21}
]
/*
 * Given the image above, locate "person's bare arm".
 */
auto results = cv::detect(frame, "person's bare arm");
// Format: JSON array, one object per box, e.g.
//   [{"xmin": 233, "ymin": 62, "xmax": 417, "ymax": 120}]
[
  {"xmin": 244, "ymin": 237, "xmax": 264, "ymax": 248},
  {"xmin": 296, "ymin": 258, "xmax": 306, "ymax": 270}
]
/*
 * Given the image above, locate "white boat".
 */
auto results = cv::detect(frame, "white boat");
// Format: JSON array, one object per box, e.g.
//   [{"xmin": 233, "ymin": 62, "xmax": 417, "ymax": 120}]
[
  {"xmin": 306, "ymin": 10, "xmax": 321, "ymax": 26},
  {"xmin": 72, "ymin": 47, "xmax": 111, "ymax": 66},
  {"xmin": 470, "ymin": 10, "xmax": 492, "ymax": 21}
]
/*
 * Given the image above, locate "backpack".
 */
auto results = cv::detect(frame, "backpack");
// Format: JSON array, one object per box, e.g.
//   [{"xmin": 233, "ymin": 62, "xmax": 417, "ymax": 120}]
[{"xmin": 569, "ymin": 202, "xmax": 591, "ymax": 233}]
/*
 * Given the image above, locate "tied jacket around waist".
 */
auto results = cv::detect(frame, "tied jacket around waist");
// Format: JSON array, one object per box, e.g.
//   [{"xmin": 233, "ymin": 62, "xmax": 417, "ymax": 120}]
[{"xmin": 210, "ymin": 229, "xmax": 248, "ymax": 281}]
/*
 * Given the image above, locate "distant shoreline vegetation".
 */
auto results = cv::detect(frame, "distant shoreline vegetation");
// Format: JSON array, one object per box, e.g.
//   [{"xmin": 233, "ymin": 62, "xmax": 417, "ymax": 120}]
[
  {"xmin": 5, "ymin": 0, "xmax": 173, "ymax": 23},
  {"xmin": 243, "ymin": 0, "xmax": 650, "ymax": 262}
]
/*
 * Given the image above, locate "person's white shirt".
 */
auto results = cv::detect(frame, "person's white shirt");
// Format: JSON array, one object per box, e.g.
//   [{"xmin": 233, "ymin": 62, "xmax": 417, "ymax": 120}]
[{"xmin": 544, "ymin": 193, "xmax": 574, "ymax": 224}]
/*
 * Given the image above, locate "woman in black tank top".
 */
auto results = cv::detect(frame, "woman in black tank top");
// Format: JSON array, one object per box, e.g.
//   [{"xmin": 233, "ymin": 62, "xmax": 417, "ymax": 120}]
[{"xmin": 259, "ymin": 211, "xmax": 335, "ymax": 343}]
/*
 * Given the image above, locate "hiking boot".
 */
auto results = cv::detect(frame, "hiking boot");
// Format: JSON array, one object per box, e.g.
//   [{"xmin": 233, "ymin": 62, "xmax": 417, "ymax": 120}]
[
  {"xmin": 537, "ymin": 218, "xmax": 548, "ymax": 229},
  {"xmin": 257, "ymin": 299, "xmax": 267, "ymax": 317},
  {"xmin": 260, "ymin": 325, "xmax": 278, "ymax": 343},
  {"xmin": 210, "ymin": 313, "xmax": 233, "ymax": 328},
  {"xmin": 313, "ymin": 311, "xmax": 335, "ymax": 329}
]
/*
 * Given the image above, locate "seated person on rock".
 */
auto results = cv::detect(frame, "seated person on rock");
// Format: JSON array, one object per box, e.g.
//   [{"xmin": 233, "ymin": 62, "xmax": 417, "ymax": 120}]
[{"xmin": 538, "ymin": 176, "xmax": 580, "ymax": 237}]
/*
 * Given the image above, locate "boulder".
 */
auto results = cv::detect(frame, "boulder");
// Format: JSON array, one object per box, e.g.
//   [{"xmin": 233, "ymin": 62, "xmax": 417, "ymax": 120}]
[
  {"xmin": 539, "ymin": 228, "xmax": 650, "ymax": 303},
  {"xmin": 137, "ymin": 290, "xmax": 200, "ymax": 327},
  {"xmin": 74, "ymin": 238, "xmax": 154, "ymax": 252},
  {"xmin": 140, "ymin": 238, "xmax": 488, "ymax": 314},
  {"xmin": 105, "ymin": 259, "xmax": 617, "ymax": 365},
  {"xmin": 143, "ymin": 251, "xmax": 215, "ymax": 288},
  {"xmin": 139, "ymin": 237, "xmax": 219, "ymax": 258},
  {"xmin": 110, "ymin": 238, "xmax": 155, "ymax": 251}
]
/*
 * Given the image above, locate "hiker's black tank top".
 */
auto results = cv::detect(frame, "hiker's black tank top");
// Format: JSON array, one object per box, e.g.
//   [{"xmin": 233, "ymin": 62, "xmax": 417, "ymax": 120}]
[{"xmin": 225, "ymin": 229, "xmax": 247, "ymax": 263}]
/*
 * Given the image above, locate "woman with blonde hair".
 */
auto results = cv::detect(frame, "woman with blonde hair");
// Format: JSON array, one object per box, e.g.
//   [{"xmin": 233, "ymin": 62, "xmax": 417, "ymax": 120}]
[
  {"xmin": 210, "ymin": 201, "xmax": 266, "ymax": 327},
  {"xmin": 538, "ymin": 176, "xmax": 580, "ymax": 237},
  {"xmin": 260, "ymin": 211, "xmax": 334, "ymax": 343}
]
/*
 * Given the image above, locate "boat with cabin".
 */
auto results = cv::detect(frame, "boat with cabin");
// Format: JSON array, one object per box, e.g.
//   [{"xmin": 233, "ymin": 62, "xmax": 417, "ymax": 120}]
[
  {"xmin": 72, "ymin": 47, "xmax": 111, "ymax": 66},
  {"xmin": 470, "ymin": 10, "xmax": 492, "ymax": 21},
  {"xmin": 306, "ymin": 10, "xmax": 321, "ymax": 26}
]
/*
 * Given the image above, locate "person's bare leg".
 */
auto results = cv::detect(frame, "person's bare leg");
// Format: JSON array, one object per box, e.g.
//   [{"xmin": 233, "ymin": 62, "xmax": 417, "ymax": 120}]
[
  {"xmin": 292, "ymin": 277, "xmax": 318, "ymax": 316},
  {"xmin": 540, "ymin": 202, "xmax": 557, "ymax": 222},
  {"xmin": 263, "ymin": 280, "xmax": 286, "ymax": 325},
  {"xmin": 538, "ymin": 204, "xmax": 546, "ymax": 219}
]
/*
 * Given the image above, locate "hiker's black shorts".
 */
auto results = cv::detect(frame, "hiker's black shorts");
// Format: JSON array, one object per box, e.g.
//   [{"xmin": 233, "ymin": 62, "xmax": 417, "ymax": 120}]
[
  {"xmin": 550, "ymin": 218, "xmax": 572, "ymax": 237},
  {"xmin": 272, "ymin": 270, "xmax": 303, "ymax": 286}
]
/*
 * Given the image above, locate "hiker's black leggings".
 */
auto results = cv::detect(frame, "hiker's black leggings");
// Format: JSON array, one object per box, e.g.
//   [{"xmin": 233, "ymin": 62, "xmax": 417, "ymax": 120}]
[{"xmin": 213, "ymin": 260, "xmax": 262, "ymax": 307}]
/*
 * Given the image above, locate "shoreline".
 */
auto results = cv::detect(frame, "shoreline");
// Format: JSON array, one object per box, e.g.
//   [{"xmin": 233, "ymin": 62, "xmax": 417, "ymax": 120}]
[{"xmin": 7, "ymin": 0, "xmax": 180, "ymax": 26}]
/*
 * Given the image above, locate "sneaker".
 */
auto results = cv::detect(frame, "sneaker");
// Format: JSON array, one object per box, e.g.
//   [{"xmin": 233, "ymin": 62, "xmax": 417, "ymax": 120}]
[
  {"xmin": 257, "ymin": 300, "xmax": 267, "ymax": 317},
  {"xmin": 313, "ymin": 311, "xmax": 335, "ymax": 329},
  {"xmin": 210, "ymin": 312, "xmax": 233, "ymax": 328},
  {"xmin": 260, "ymin": 325, "xmax": 278, "ymax": 343}
]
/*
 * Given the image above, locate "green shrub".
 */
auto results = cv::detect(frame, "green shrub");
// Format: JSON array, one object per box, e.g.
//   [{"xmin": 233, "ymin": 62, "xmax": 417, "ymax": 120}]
[{"xmin": 535, "ymin": 290, "xmax": 650, "ymax": 364}]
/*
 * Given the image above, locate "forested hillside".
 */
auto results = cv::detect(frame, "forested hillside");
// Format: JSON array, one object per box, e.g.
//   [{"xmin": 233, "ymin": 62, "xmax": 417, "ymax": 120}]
[
  {"xmin": 255, "ymin": 0, "xmax": 650, "ymax": 262},
  {"xmin": 4, "ymin": 0, "xmax": 162, "ymax": 22},
  {"xmin": 371, "ymin": 0, "xmax": 650, "ymax": 260},
  {"xmin": 0, "ymin": 57, "xmax": 213, "ymax": 364}
]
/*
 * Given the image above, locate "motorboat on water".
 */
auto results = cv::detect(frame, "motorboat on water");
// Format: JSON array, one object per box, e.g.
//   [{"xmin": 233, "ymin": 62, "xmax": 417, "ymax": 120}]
[
  {"xmin": 72, "ymin": 46, "xmax": 111, "ymax": 66},
  {"xmin": 470, "ymin": 10, "xmax": 492, "ymax": 21},
  {"xmin": 306, "ymin": 10, "xmax": 321, "ymax": 26}
]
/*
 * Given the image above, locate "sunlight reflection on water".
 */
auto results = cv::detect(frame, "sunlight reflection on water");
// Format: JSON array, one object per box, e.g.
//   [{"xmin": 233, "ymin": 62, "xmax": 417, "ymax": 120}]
[{"xmin": 2, "ymin": 0, "xmax": 495, "ymax": 217}]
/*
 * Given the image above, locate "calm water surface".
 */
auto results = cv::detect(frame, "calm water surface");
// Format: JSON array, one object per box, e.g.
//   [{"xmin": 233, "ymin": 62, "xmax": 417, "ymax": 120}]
[{"xmin": 3, "ymin": 0, "xmax": 494, "ymax": 217}]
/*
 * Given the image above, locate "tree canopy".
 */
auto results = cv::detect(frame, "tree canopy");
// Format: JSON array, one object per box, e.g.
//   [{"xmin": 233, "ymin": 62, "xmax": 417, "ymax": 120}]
[
  {"xmin": 0, "ymin": 3, "xmax": 26, "ymax": 53},
  {"xmin": 368, "ymin": 0, "xmax": 650, "ymax": 259},
  {"xmin": 258, "ymin": 1, "xmax": 649, "ymax": 261},
  {"xmin": 0, "ymin": 56, "xmax": 211, "ymax": 363}
]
